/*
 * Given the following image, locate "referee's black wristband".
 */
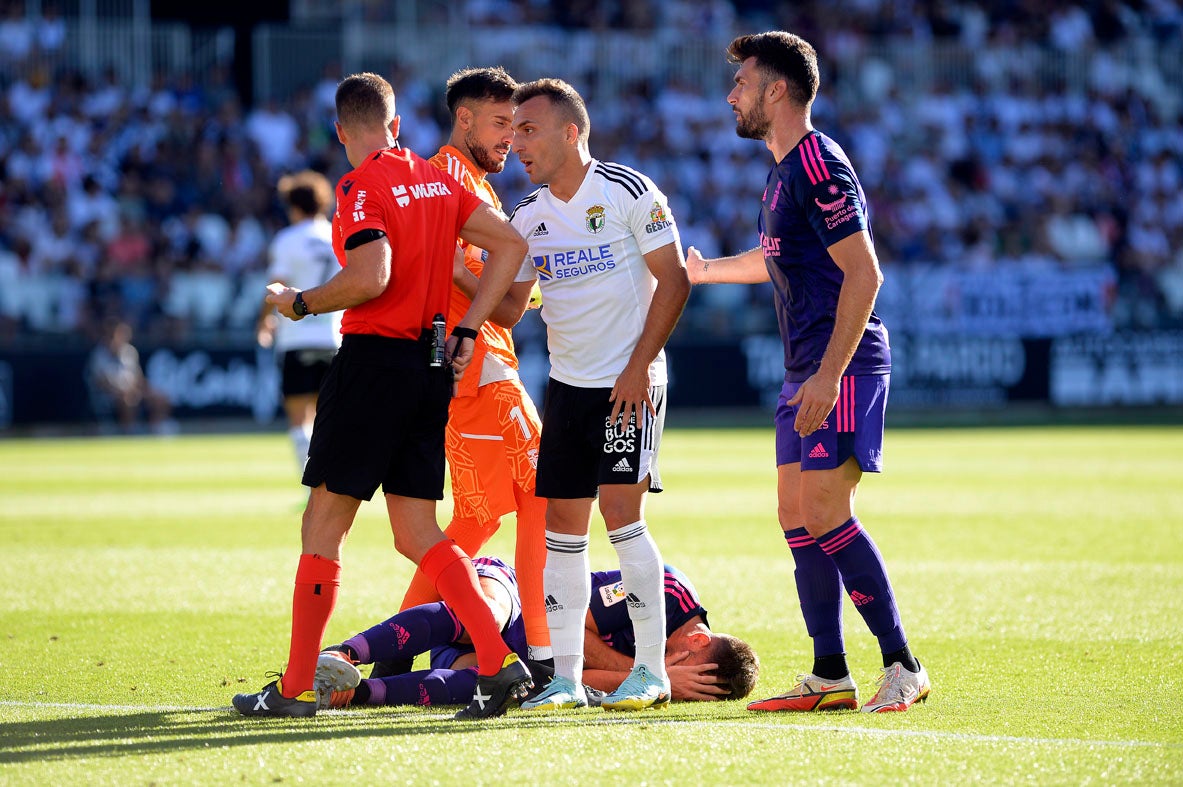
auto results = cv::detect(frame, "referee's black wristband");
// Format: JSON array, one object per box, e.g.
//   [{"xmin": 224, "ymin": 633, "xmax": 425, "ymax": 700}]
[{"xmin": 451, "ymin": 326, "xmax": 478, "ymax": 341}]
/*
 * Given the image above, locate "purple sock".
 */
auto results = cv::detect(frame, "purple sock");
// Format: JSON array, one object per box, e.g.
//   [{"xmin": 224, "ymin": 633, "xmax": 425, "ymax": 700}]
[
  {"xmin": 785, "ymin": 528, "xmax": 845, "ymax": 658},
  {"xmin": 816, "ymin": 518, "xmax": 908, "ymax": 654},
  {"xmin": 344, "ymin": 602, "xmax": 462, "ymax": 665},
  {"xmin": 365, "ymin": 668, "xmax": 478, "ymax": 707}
]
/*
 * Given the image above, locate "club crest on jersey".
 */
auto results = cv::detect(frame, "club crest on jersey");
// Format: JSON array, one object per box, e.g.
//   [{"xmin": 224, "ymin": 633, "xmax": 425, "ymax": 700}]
[
  {"xmin": 585, "ymin": 204, "xmax": 606, "ymax": 234},
  {"xmin": 646, "ymin": 201, "xmax": 672, "ymax": 234}
]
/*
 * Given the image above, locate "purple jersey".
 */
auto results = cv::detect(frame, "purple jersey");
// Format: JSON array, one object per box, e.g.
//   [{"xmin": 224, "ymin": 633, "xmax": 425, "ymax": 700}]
[
  {"xmin": 758, "ymin": 130, "xmax": 891, "ymax": 382},
  {"xmin": 589, "ymin": 564, "xmax": 707, "ymax": 658}
]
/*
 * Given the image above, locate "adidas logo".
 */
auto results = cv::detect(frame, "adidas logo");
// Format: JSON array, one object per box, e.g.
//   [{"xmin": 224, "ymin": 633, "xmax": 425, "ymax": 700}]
[
  {"xmin": 612, "ymin": 457, "xmax": 633, "ymax": 473},
  {"xmin": 544, "ymin": 594, "xmax": 561, "ymax": 613},
  {"xmin": 625, "ymin": 592, "xmax": 645, "ymax": 609},
  {"xmin": 531, "ymin": 222, "xmax": 549, "ymax": 237},
  {"xmin": 850, "ymin": 590, "xmax": 874, "ymax": 606},
  {"xmin": 808, "ymin": 442, "xmax": 829, "ymax": 459}
]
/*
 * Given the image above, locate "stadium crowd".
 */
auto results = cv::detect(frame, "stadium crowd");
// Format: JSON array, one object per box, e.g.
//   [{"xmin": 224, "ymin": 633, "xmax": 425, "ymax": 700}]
[{"xmin": 1, "ymin": 0, "xmax": 1182, "ymax": 346}]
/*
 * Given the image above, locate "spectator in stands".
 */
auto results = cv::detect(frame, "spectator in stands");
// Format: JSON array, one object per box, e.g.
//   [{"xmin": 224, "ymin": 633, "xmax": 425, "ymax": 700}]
[{"xmin": 86, "ymin": 318, "xmax": 176, "ymax": 435}]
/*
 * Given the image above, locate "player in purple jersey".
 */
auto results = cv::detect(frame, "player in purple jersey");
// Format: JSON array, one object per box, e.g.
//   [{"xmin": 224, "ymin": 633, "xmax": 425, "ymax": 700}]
[
  {"xmin": 686, "ymin": 31, "xmax": 931, "ymax": 713},
  {"xmin": 312, "ymin": 559, "xmax": 758, "ymax": 709}
]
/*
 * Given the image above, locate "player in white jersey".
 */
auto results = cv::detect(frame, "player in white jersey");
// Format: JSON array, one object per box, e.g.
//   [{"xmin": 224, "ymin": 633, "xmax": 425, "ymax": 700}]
[
  {"xmin": 257, "ymin": 170, "xmax": 342, "ymax": 472},
  {"xmin": 507, "ymin": 79, "xmax": 691, "ymax": 713}
]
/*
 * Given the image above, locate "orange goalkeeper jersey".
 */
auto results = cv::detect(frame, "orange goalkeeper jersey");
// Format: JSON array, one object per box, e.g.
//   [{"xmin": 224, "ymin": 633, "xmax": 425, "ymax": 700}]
[{"xmin": 428, "ymin": 144, "xmax": 520, "ymax": 398}]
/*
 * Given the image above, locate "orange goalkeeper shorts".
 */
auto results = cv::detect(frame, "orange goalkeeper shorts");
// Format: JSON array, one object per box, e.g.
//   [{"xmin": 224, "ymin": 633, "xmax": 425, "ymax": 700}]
[{"xmin": 446, "ymin": 378, "xmax": 541, "ymax": 522}]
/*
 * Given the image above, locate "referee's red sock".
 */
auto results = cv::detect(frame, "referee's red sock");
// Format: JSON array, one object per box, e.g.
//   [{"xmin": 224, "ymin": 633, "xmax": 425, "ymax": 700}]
[
  {"xmin": 281, "ymin": 553, "xmax": 341, "ymax": 697},
  {"xmin": 419, "ymin": 539, "xmax": 510, "ymax": 676}
]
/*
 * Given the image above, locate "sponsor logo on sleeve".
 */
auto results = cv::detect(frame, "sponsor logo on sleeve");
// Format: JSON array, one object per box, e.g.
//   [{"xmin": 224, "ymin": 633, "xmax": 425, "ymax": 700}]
[
  {"xmin": 645, "ymin": 200, "xmax": 672, "ymax": 234},
  {"xmin": 599, "ymin": 581, "xmax": 627, "ymax": 607}
]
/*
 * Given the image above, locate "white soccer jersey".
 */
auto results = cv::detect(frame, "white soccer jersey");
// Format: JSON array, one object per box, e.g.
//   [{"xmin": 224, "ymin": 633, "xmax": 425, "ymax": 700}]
[
  {"xmin": 510, "ymin": 159, "xmax": 681, "ymax": 388},
  {"xmin": 266, "ymin": 217, "xmax": 342, "ymax": 352}
]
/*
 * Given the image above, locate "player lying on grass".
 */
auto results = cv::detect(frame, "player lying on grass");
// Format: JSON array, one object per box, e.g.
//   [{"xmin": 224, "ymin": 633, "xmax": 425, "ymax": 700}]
[{"xmin": 314, "ymin": 557, "xmax": 759, "ymax": 710}]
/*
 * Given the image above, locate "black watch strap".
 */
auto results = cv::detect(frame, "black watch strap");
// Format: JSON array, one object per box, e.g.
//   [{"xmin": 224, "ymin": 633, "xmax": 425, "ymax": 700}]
[
  {"xmin": 451, "ymin": 326, "xmax": 478, "ymax": 341},
  {"xmin": 293, "ymin": 291, "xmax": 310, "ymax": 316}
]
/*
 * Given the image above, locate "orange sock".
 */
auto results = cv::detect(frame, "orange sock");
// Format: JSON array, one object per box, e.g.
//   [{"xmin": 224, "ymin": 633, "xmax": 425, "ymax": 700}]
[
  {"xmin": 513, "ymin": 488, "xmax": 550, "ymax": 651},
  {"xmin": 400, "ymin": 516, "xmax": 497, "ymax": 611},
  {"xmin": 282, "ymin": 553, "xmax": 341, "ymax": 697},
  {"xmin": 419, "ymin": 540, "xmax": 510, "ymax": 676}
]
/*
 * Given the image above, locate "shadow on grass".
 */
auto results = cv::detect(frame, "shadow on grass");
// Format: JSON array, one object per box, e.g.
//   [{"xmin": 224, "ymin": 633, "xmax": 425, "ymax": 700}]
[{"xmin": 0, "ymin": 702, "xmax": 753, "ymax": 764}]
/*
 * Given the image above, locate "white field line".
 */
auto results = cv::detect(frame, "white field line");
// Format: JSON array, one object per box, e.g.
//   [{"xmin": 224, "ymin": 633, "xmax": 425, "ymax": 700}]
[{"xmin": 0, "ymin": 701, "xmax": 1178, "ymax": 751}]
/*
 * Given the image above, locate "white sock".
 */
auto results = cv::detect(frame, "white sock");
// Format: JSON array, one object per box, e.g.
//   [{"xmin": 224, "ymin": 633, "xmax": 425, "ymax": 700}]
[
  {"xmin": 609, "ymin": 520, "xmax": 667, "ymax": 682},
  {"xmin": 527, "ymin": 645, "xmax": 554, "ymax": 662},
  {"xmin": 290, "ymin": 425, "xmax": 311, "ymax": 471},
  {"xmin": 543, "ymin": 530, "xmax": 590, "ymax": 685}
]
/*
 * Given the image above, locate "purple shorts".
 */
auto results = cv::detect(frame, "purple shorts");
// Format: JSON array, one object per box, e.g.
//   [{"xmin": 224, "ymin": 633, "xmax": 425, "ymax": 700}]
[{"xmin": 774, "ymin": 373, "xmax": 888, "ymax": 472}]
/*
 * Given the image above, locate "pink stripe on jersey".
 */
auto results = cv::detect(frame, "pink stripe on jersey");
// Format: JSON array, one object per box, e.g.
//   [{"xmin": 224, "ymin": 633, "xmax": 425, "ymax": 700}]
[
  {"xmin": 799, "ymin": 144, "xmax": 821, "ymax": 185},
  {"xmin": 809, "ymin": 135, "xmax": 831, "ymax": 180},
  {"xmin": 770, "ymin": 183, "xmax": 781, "ymax": 211},
  {"xmin": 665, "ymin": 580, "xmax": 695, "ymax": 612}
]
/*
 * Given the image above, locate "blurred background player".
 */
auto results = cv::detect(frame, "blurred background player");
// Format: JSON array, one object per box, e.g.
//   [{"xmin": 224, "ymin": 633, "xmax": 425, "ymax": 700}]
[
  {"xmin": 687, "ymin": 31, "xmax": 930, "ymax": 713},
  {"xmin": 383, "ymin": 67, "xmax": 552, "ymax": 678},
  {"xmin": 315, "ymin": 557, "xmax": 758, "ymax": 709},
  {"xmin": 507, "ymin": 79, "xmax": 691, "ymax": 712},
  {"xmin": 256, "ymin": 170, "xmax": 342, "ymax": 474},
  {"xmin": 232, "ymin": 71, "xmax": 531, "ymax": 721}
]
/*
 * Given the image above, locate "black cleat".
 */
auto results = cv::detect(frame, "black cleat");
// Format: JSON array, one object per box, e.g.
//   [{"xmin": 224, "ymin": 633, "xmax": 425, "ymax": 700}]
[
  {"xmin": 454, "ymin": 653, "xmax": 533, "ymax": 720},
  {"xmin": 520, "ymin": 658, "xmax": 556, "ymax": 702},
  {"xmin": 369, "ymin": 656, "xmax": 414, "ymax": 680},
  {"xmin": 232, "ymin": 677, "xmax": 317, "ymax": 718}
]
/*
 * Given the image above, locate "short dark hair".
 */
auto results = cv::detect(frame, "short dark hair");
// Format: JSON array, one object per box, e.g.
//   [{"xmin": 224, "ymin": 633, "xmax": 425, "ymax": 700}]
[
  {"xmin": 708, "ymin": 634, "xmax": 760, "ymax": 700},
  {"xmin": 727, "ymin": 31, "xmax": 819, "ymax": 107},
  {"xmin": 335, "ymin": 72, "xmax": 395, "ymax": 130},
  {"xmin": 446, "ymin": 66, "xmax": 518, "ymax": 121},
  {"xmin": 277, "ymin": 170, "xmax": 333, "ymax": 217},
  {"xmin": 512, "ymin": 78, "xmax": 590, "ymax": 144}
]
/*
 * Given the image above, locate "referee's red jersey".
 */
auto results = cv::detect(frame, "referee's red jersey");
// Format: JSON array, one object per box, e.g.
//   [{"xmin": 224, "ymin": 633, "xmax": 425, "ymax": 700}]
[{"xmin": 332, "ymin": 146, "xmax": 484, "ymax": 339}]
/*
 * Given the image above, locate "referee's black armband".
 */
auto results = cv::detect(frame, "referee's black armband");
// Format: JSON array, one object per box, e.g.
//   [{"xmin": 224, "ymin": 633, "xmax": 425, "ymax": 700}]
[
  {"xmin": 344, "ymin": 228, "xmax": 387, "ymax": 250},
  {"xmin": 451, "ymin": 326, "xmax": 478, "ymax": 341}
]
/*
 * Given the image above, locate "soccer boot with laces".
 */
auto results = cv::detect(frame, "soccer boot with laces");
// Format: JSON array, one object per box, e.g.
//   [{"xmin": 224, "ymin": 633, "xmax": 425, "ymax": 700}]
[
  {"xmin": 747, "ymin": 672, "xmax": 859, "ymax": 712},
  {"xmin": 314, "ymin": 650, "xmax": 362, "ymax": 709},
  {"xmin": 861, "ymin": 661, "xmax": 931, "ymax": 712},
  {"xmin": 453, "ymin": 653, "xmax": 533, "ymax": 720},
  {"xmin": 601, "ymin": 664, "xmax": 671, "ymax": 711},
  {"xmin": 232, "ymin": 676, "xmax": 317, "ymax": 718},
  {"xmin": 520, "ymin": 676, "xmax": 588, "ymax": 711}
]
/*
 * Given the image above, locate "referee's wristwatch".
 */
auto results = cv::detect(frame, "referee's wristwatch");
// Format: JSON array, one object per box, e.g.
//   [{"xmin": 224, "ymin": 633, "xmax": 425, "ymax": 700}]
[{"xmin": 292, "ymin": 291, "xmax": 311, "ymax": 317}]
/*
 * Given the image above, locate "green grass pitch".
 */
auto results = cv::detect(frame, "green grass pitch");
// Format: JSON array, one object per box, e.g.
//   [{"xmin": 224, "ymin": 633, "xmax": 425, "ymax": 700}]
[{"xmin": 1, "ymin": 425, "xmax": 1181, "ymax": 785}]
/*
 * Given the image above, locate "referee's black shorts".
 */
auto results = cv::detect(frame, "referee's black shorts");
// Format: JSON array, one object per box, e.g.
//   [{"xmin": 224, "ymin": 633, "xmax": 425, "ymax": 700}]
[
  {"xmin": 536, "ymin": 377, "xmax": 665, "ymax": 500},
  {"xmin": 302, "ymin": 334, "xmax": 451, "ymax": 501}
]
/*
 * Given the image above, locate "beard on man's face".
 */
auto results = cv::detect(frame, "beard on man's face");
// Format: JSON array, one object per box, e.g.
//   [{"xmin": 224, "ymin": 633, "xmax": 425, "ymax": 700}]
[
  {"xmin": 735, "ymin": 100, "xmax": 771, "ymax": 141},
  {"xmin": 467, "ymin": 130, "xmax": 506, "ymax": 174}
]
